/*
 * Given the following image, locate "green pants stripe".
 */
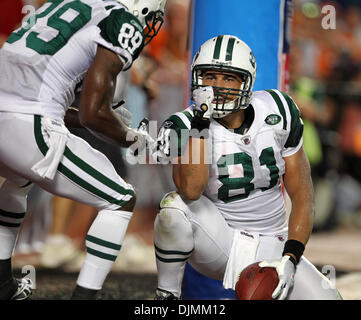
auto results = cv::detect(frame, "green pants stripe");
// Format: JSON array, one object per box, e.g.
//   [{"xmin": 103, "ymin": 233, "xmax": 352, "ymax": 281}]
[{"xmin": 33, "ymin": 115, "xmax": 133, "ymax": 207}]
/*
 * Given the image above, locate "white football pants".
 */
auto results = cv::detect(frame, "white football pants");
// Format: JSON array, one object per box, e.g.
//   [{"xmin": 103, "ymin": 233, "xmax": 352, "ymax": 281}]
[
  {"xmin": 0, "ymin": 112, "xmax": 134, "ymax": 210},
  {"xmin": 154, "ymin": 191, "xmax": 341, "ymax": 300},
  {"xmin": 0, "ymin": 112, "xmax": 134, "ymax": 290}
]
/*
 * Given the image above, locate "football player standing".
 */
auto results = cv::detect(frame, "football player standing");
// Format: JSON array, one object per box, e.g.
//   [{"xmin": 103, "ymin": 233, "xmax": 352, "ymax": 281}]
[
  {"xmin": 0, "ymin": 0, "xmax": 166, "ymax": 300},
  {"xmin": 154, "ymin": 35, "xmax": 342, "ymax": 300}
]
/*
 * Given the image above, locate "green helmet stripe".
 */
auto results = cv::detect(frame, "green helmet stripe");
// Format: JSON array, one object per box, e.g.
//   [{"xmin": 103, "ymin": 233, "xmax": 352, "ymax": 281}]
[
  {"xmin": 213, "ymin": 35, "xmax": 224, "ymax": 59},
  {"xmin": 226, "ymin": 37, "xmax": 236, "ymax": 61}
]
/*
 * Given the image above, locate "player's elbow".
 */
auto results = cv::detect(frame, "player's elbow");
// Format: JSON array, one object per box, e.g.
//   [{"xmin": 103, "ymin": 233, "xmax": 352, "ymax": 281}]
[
  {"xmin": 178, "ymin": 182, "xmax": 205, "ymax": 201},
  {"xmin": 173, "ymin": 165, "xmax": 208, "ymax": 201},
  {"xmin": 179, "ymin": 188, "xmax": 202, "ymax": 201}
]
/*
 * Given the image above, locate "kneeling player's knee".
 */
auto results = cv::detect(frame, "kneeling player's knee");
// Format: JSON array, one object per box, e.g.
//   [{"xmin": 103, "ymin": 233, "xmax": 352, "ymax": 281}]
[
  {"xmin": 155, "ymin": 207, "xmax": 192, "ymax": 237},
  {"xmin": 154, "ymin": 193, "xmax": 194, "ymax": 251},
  {"xmin": 154, "ymin": 208, "xmax": 193, "ymax": 253},
  {"xmin": 154, "ymin": 192, "xmax": 193, "ymax": 237},
  {"xmin": 156, "ymin": 192, "xmax": 188, "ymax": 229}
]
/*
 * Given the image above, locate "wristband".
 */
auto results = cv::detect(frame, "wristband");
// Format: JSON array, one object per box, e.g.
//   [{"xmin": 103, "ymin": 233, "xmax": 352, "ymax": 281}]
[
  {"xmin": 282, "ymin": 239, "xmax": 305, "ymax": 265},
  {"xmin": 285, "ymin": 255, "xmax": 297, "ymax": 266}
]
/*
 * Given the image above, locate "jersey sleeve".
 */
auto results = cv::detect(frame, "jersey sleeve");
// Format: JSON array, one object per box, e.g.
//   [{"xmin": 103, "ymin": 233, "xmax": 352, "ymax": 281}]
[
  {"xmin": 96, "ymin": 8, "xmax": 145, "ymax": 71},
  {"xmin": 279, "ymin": 91, "xmax": 304, "ymax": 157},
  {"xmin": 156, "ymin": 110, "xmax": 193, "ymax": 162}
]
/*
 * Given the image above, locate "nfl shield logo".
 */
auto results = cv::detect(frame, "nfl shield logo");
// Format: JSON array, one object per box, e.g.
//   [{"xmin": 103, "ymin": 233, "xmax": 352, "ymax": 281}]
[{"xmin": 241, "ymin": 136, "xmax": 251, "ymax": 145}]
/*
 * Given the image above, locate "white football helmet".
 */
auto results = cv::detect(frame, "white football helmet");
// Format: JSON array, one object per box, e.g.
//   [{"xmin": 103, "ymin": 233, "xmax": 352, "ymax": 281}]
[
  {"xmin": 117, "ymin": 0, "xmax": 167, "ymax": 45},
  {"xmin": 191, "ymin": 35, "xmax": 257, "ymax": 118}
]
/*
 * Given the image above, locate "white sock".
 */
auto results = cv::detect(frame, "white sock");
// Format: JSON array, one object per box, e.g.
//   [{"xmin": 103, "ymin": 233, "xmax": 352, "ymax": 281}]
[
  {"xmin": 0, "ymin": 181, "xmax": 30, "ymax": 259},
  {"xmin": 77, "ymin": 209, "xmax": 132, "ymax": 290},
  {"xmin": 154, "ymin": 208, "xmax": 194, "ymax": 297}
]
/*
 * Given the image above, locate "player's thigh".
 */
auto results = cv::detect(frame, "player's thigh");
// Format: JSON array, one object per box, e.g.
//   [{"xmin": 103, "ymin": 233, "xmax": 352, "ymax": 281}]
[
  {"xmin": 186, "ymin": 195, "xmax": 234, "ymax": 280},
  {"xmin": 0, "ymin": 113, "xmax": 36, "ymax": 179},
  {"xmin": 289, "ymin": 256, "xmax": 340, "ymax": 300},
  {"xmin": 0, "ymin": 113, "xmax": 41, "ymax": 189}
]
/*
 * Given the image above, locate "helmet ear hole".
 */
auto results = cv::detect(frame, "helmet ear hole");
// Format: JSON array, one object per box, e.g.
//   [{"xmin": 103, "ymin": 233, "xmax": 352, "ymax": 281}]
[{"xmin": 142, "ymin": 8, "xmax": 149, "ymax": 15}]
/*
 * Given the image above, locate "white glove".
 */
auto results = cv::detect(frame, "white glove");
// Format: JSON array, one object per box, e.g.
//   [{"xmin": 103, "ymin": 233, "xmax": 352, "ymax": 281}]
[
  {"xmin": 127, "ymin": 118, "xmax": 156, "ymax": 157},
  {"xmin": 113, "ymin": 102, "xmax": 132, "ymax": 127},
  {"xmin": 135, "ymin": 128, "xmax": 157, "ymax": 153},
  {"xmin": 259, "ymin": 255, "xmax": 296, "ymax": 300},
  {"xmin": 137, "ymin": 118, "xmax": 156, "ymax": 152},
  {"xmin": 192, "ymin": 86, "xmax": 214, "ymax": 118}
]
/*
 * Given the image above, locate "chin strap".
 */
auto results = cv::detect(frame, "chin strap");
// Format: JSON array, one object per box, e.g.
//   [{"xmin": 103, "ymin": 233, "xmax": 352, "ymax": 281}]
[{"xmin": 212, "ymin": 99, "xmax": 237, "ymax": 119}]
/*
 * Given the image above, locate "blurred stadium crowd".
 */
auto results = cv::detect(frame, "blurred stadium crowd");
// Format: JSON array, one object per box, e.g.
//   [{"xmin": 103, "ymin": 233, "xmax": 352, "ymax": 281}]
[
  {"xmin": 0, "ymin": 0, "xmax": 360, "ymax": 273},
  {"xmin": 291, "ymin": 0, "xmax": 361, "ymax": 231}
]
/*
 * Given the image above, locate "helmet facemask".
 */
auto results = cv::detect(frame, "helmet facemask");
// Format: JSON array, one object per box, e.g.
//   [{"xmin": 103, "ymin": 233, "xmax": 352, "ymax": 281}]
[
  {"xmin": 192, "ymin": 65, "xmax": 254, "ymax": 119},
  {"xmin": 144, "ymin": 10, "xmax": 164, "ymax": 46},
  {"xmin": 191, "ymin": 35, "xmax": 257, "ymax": 119},
  {"xmin": 118, "ymin": 0, "xmax": 166, "ymax": 46}
]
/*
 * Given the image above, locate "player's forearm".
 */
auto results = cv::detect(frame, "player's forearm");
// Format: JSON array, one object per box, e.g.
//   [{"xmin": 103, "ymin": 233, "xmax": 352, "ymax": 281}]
[
  {"xmin": 80, "ymin": 103, "xmax": 132, "ymax": 147},
  {"xmin": 287, "ymin": 196, "xmax": 314, "ymax": 245},
  {"xmin": 78, "ymin": 45, "xmax": 134, "ymax": 146},
  {"xmin": 175, "ymin": 164, "xmax": 209, "ymax": 200},
  {"xmin": 78, "ymin": 72, "xmax": 135, "ymax": 146},
  {"xmin": 284, "ymin": 194, "xmax": 314, "ymax": 263},
  {"xmin": 285, "ymin": 156, "xmax": 314, "ymax": 245},
  {"xmin": 83, "ymin": 104, "xmax": 135, "ymax": 147},
  {"xmin": 174, "ymin": 137, "xmax": 209, "ymax": 200},
  {"xmin": 282, "ymin": 147, "xmax": 314, "ymax": 263}
]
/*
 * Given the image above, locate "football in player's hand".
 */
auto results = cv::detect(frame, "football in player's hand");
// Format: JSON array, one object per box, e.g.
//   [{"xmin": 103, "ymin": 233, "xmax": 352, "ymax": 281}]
[{"xmin": 235, "ymin": 262, "xmax": 279, "ymax": 300}]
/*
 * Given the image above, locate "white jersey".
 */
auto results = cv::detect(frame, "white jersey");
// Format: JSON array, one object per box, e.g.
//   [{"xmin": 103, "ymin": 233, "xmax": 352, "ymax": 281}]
[
  {"xmin": 0, "ymin": 0, "xmax": 145, "ymax": 120},
  {"xmin": 156, "ymin": 90, "xmax": 304, "ymax": 235}
]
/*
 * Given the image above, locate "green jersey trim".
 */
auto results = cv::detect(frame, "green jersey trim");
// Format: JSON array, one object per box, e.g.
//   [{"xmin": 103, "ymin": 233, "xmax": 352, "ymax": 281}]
[
  {"xmin": 182, "ymin": 110, "xmax": 193, "ymax": 123},
  {"xmin": 105, "ymin": 5, "xmax": 116, "ymax": 10},
  {"xmin": 98, "ymin": 8, "xmax": 145, "ymax": 63},
  {"xmin": 157, "ymin": 110, "xmax": 193, "ymax": 158},
  {"xmin": 265, "ymin": 89, "xmax": 303, "ymax": 149},
  {"xmin": 7, "ymin": 0, "xmax": 92, "ymax": 56},
  {"xmin": 168, "ymin": 114, "xmax": 189, "ymax": 130},
  {"xmin": 280, "ymin": 92, "xmax": 304, "ymax": 148},
  {"xmin": 167, "ymin": 113, "xmax": 190, "ymax": 157},
  {"xmin": 266, "ymin": 90, "xmax": 287, "ymax": 130}
]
